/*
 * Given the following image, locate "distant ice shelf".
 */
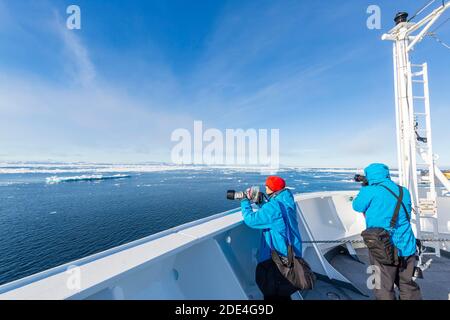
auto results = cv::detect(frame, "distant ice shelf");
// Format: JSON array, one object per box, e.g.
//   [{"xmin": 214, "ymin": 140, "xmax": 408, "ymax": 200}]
[{"xmin": 45, "ymin": 174, "xmax": 131, "ymax": 184}]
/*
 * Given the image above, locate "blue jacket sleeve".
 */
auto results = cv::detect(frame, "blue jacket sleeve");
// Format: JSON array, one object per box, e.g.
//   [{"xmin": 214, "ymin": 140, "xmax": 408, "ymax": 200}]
[
  {"xmin": 352, "ymin": 187, "xmax": 372, "ymax": 213},
  {"xmin": 402, "ymin": 187, "xmax": 412, "ymax": 214},
  {"xmin": 240, "ymin": 199, "xmax": 282, "ymax": 229}
]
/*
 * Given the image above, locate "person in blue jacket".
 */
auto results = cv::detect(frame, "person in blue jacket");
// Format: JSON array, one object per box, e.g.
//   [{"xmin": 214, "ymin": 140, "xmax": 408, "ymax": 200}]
[
  {"xmin": 352, "ymin": 163, "xmax": 422, "ymax": 300},
  {"xmin": 240, "ymin": 176, "xmax": 302, "ymax": 300}
]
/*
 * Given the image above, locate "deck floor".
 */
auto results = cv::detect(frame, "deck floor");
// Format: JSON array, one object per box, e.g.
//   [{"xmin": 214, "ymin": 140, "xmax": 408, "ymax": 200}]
[{"xmin": 301, "ymin": 247, "xmax": 450, "ymax": 300}]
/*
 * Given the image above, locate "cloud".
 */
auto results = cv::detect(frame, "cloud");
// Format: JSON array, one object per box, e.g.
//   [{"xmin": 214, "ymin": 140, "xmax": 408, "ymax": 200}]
[
  {"xmin": 0, "ymin": 72, "xmax": 195, "ymax": 162},
  {"xmin": 0, "ymin": 3, "xmax": 198, "ymax": 163},
  {"xmin": 58, "ymin": 27, "xmax": 96, "ymax": 86},
  {"xmin": 327, "ymin": 123, "xmax": 398, "ymax": 167},
  {"xmin": 0, "ymin": 1, "xmax": 449, "ymax": 167},
  {"xmin": 39, "ymin": 6, "xmax": 96, "ymax": 87},
  {"xmin": 177, "ymin": 0, "xmax": 367, "ymax": 129}
]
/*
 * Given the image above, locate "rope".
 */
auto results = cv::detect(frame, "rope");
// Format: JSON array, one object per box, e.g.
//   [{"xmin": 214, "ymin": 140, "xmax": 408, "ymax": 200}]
[
  {"xmin": 429, "ymin": 33, "xmax": 450, "ymax": 50},
  {"xmin": 409, "ymin": 0, "xmax": 437, "ymax": 22},
  {"xmin": 430, "ymin": 16, "xmax": 450, "ymax": 33},
  {"xmin": 425, "ymin": 4, "xmax": 450, "ymax": 51}
]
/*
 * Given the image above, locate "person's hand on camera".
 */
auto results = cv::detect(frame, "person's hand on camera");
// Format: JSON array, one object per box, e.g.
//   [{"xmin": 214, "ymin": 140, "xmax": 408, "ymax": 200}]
[
  {"xmin": 244, "ymin": 186, "xmax": 261, "ymax": 202},
  {"xmin": 244, "ymin": 187, "xmax": 253, "ymax": 200}
]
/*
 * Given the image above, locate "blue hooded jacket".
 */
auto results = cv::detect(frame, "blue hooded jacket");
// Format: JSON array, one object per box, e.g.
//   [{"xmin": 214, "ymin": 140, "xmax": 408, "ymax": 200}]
[
  {"xmin": 241, "ymin": 189, "xmax": 302, "ymax": 262},
  {"xmin": 352, "ymin": 163, "xmax": 416, "ymax": 257}
]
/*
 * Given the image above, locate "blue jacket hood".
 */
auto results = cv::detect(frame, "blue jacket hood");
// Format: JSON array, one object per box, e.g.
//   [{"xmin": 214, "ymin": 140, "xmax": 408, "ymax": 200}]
[{"xmin": 364, "ymin": 163, "xmax": 391, "ymax": 185}]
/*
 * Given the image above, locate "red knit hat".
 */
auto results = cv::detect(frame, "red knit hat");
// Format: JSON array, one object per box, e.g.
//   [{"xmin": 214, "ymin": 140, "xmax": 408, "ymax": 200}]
[{"xmin": 265, "ymin": 176, "xmax": 286, "ymax": 192}]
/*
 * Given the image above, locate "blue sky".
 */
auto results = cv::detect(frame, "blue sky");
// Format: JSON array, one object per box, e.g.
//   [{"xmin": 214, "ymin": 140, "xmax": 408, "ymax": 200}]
[{"xmin": 0, "ymin": 0, "xmax": 449, "ymax": 167}]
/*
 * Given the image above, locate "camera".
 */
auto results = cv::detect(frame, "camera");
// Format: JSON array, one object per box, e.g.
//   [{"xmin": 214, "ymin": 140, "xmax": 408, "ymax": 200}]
[
  {"xmin": 227, "ymin": 190, "xmax": 247, "ymax": 200},
  {"xmin": 227, "ymin": 186, "xmax": 265, "ymax": 204},
  {"xmin": 354, "ymin": 174, "xmax": 369, "ymax": 186}
]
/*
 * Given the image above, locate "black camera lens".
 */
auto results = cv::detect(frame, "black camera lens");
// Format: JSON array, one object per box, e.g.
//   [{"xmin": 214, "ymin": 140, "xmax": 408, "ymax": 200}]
[
  {"xmin": 354, "ymin": 174, "xmax": 369, "ymax": 186},
  {"xmin": 226, "ymin": 190, "xmax": 236, "ymax": 200}
]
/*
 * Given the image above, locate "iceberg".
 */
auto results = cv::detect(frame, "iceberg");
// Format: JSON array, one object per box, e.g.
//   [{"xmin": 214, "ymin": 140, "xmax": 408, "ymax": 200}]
[{"xmin": 45, "ymin": 174, "xmax": 131, "ymax": 184}]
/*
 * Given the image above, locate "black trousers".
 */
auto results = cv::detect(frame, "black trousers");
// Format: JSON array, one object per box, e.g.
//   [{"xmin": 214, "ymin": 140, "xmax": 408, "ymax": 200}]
[
  {"xmin": 255, "ymin": 259, "xmax": 296, "ymax": 300},
  {"xmin": 369, "ymin": 253, "xmax": 422, "ymax": 300}
]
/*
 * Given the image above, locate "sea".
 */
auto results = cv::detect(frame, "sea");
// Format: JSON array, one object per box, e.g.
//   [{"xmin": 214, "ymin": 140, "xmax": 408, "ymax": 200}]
[{"xmin": 0, "ymin": 163, "xmax": 370, "ymax": 286}]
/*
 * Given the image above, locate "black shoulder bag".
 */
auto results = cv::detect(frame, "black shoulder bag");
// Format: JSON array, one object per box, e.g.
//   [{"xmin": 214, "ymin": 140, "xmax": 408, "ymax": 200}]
[
  {"xmin": 255, "ymin": 202, "xmax": 315, "ymax": 297},
  {"xmin": 270, "ymin": 203, "xmax": 315, "ymax": 291},
  {"xmin": 360, "ymin": 184, "xmax": 409, "ymax": 265}
]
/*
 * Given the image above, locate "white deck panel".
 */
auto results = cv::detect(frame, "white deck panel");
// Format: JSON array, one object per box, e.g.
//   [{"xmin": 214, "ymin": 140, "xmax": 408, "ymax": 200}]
[
  {"xmin": 0, "ymin": 190, "xmax": 447, "ymax": 300},
  {"xmin": 0, "ymin": 232, "xmax": 195, "ymax": 300},
  {"xmin": 178, "ymin": 212, "xmax": 243, "ymax": 239}
]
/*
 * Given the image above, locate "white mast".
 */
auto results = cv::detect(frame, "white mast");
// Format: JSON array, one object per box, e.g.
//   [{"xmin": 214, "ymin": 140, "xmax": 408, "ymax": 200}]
[{"xmin": 382, "ymin": 2, "xmax": 450, "ymax": 256}]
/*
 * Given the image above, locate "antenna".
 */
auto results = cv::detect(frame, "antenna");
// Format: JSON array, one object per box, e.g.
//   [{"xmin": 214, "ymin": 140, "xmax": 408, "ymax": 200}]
[{"xmin": 382, "ymin": 2, "xmax": 450, "ymax": 257}]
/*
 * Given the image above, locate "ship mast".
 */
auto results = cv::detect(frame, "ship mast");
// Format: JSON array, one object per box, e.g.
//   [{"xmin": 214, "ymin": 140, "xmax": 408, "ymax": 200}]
[{"xmin": 382, "ymin": 2, "xmax": 450, "ymax": 256}]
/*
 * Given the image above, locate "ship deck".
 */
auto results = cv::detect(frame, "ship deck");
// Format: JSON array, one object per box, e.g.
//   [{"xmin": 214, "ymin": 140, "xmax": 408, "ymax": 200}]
[
  {"xmin": 0, "ymin": 191, "xmax": 448, "ymax": 300},
  {"xmin": 302, "ymin": 247, "xmax": 450, "ymax": 300}
]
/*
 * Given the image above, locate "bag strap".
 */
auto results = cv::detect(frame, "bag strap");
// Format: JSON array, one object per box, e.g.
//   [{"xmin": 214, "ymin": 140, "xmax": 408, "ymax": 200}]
[
  {"xmin": 279, "ymin": 202, "xmax": 292, "ymax": 245},
  {"xmin": 266, "ymin": 200, "xmax": 295, "ymax": 264},
  {"xmin": 379, "ymin": 185, "xmax": 410, "ymax": 228},
  {"xmin": 380, "ymin": 184, "xmax": 410, "ymax": 221},
  {"xmin": 266, "ymin": 202, "xmax": 292, "ymax": 247},
  {"xmin": 279, "ymin": 202, "xmax": 296, "ymax": 264}
]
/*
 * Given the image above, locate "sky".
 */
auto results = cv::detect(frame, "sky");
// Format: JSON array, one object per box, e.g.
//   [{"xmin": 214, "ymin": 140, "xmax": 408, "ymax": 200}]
[{"xmin": 0, "ymin": 0, "xmax": 449, "ymax": 167}]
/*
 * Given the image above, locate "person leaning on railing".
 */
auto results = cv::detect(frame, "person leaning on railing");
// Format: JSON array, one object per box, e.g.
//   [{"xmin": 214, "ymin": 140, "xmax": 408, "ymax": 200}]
[{"xmin": 240, "ymin": 176, "xmax": 304, "ymax": 300}]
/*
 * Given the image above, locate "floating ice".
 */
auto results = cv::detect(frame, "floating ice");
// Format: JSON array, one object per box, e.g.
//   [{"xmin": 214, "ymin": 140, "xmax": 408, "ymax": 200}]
[
  {"xmin": 340, "ymin": 179, "xmax": 357, "ymax": 183},
  {"xmin": 45, "ymin": 174, "xmax": 131, "ymax": 184}
]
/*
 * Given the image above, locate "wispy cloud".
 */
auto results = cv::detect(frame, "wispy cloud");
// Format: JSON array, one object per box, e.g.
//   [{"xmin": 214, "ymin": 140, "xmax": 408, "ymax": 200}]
[
  {"xmin": 57, "ymin": 26, "xmax": 96, "ymax": 86},
  {"xmin": 0, "ymin": 2, "xmax": 194, "ymax": 163},
  {"xmin": 0, "ymin": 72, "xmax": 195, "ymax": 162},
  {"xmin": 0, "ymin": 0, "xmax": 449, "ymax": 166}
]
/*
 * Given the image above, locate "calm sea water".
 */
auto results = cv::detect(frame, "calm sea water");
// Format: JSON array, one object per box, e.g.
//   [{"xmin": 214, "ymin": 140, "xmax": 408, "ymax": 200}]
[{"xmin": 0, "ymin": 164, "xmax": 363, "ymax": 285}]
